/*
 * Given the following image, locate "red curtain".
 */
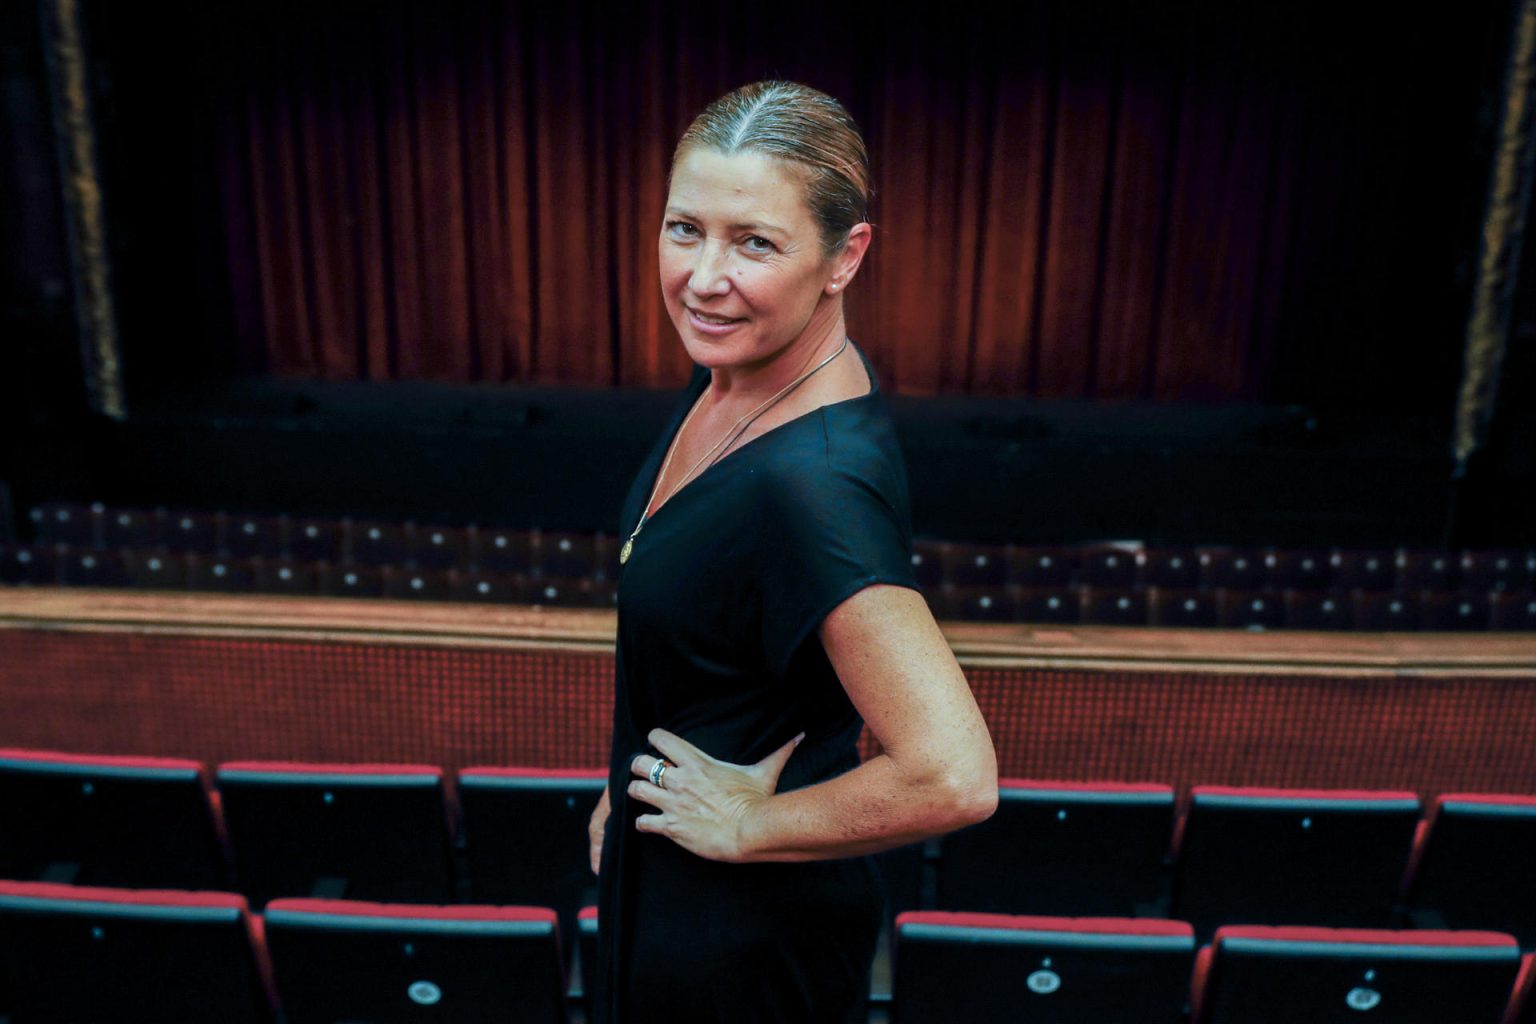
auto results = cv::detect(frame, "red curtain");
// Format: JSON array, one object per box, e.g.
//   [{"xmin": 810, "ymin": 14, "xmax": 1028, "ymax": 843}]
[{"xmin": 215, "ymin": 2, "xmax": 1362, "ymax": 399}]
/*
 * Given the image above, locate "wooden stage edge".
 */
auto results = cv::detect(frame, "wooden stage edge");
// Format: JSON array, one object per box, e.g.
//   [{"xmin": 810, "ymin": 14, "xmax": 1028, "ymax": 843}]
[{"xmin": 2, "ymin": 588, "xmax": 1535, "ymax": 678}]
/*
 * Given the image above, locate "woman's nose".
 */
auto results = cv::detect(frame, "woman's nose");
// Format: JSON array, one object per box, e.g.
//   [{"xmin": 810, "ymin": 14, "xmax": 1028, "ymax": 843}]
[{"xmin": 688, "ymin": 244, "xmax": 732, "ymax": 296}]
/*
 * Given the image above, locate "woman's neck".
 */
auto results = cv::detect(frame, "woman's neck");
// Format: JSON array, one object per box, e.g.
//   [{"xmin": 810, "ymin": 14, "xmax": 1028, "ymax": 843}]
[{"xmin": 704, "ymin": 307, "xmax": 849, "ymax": 406}]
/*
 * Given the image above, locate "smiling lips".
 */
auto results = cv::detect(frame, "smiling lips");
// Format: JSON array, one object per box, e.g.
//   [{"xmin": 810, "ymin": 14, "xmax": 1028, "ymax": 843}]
[{"xmin": 687, "ymin": 306, "xmax": 746, "ymax": 332}]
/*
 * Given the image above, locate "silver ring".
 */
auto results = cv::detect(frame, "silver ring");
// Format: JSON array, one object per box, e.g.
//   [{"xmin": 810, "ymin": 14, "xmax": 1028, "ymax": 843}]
[{"xmin": 648, "ymin": 758, "xmax": 668, "ymax": 788}]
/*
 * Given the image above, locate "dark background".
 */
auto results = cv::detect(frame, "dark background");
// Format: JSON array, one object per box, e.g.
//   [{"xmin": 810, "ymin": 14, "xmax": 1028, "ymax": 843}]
[{"xmin": 2, "ymin": 0, "xmax": 1532, "ymax": 546}]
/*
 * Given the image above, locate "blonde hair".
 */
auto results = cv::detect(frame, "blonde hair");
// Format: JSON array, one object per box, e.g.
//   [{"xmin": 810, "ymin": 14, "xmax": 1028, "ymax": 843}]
[{"xmin": 673, "ymin": 81, "xmax": 871, "ymax": 257}]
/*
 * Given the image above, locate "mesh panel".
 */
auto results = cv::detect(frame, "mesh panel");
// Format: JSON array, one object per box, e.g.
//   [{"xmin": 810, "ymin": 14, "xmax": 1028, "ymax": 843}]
[
  {"xmin": 0, "ymin": 630, "xmax": 612, "ymax": 774},
  {"xmin": 965, "ymin": 667, "xmax": 1536, "ymax": 796},
  {"xmin": 2, "ymin": 628, "xmax": 1534, "ymax": 795}
]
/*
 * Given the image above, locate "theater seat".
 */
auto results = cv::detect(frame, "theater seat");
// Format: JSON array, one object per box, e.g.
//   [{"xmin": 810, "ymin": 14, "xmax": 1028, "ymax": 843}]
[
  {"xmin": 59, "ymin": 547, "xmax": 130, "ymax": 587},
  {"xmin": 164, "ymin": 510, "xmax": 220, "ymax": 554},
  {"xmin": 936, "ymin": 780, "xmax": 1174, "ymax": 918},
  {"xmin": 578, "ymin": 906, "xmax": 600, "ymax": 1016},
  {"xmin": 187, "ymin": 555, "xmax": 259, "ymax": 593},
  {"xmin": 1191, "ymin": 925, "xmax": 1521, "ymax": 1024},
  {"xmin": 893, "ymin": 912, "xmax": 1195, "ymax": 1024},
  {"xmin": 1143, "ymin": 548, "xmax": 1201, "ymax": 589},
  {"xmin": 1331, "ymin": 550, "xmax": 1396, "ymax": 591},
  {"xmin": 1150, "ymin": 589, "xmax": 1218, "ymax": 627},
  {"xmin": 537, "ymin": 531, "xmax": 599, "ymax": 580},
  {"xmin": 0, "ymin": 748, "xmax": 227, "ymax": 889},
  {"xmin": 1084, "ymin": 587, "xmax": 1149, "ymax": 625},
  {"xmin": 317, "ymin": 564, "xmax": 385, "ymax": 597},
  {"xmin": 1406, "ymin": 793, "xmax": 1536, "ymax": 947},
  {"xmin": 350, "ymin": 521, "xmax": 410, "ymax": 567},
  {"xmin": 382, "ymin": 567, "xmax": 453, "ymax": 601},
  {"xmin": 1509, "ymin": 953, "xmax": 1536, "ymax": 1024},
  {"xmin": 1081, "ymin": 544, "xmax": 1140, "ymax": 587},
  {"xmin": 1015, "ymin": 586, "xmax": 1083, "ymax": 624},
  {"xmin": 909, "ymin": 539, "xmax": 946, "ymax": 588},
  {"xmin": 451, "ymin": 570, "xmax": 532, "ymax": 603},
  {"xmin": 1264, "ymin": 549, "xmax": 1332, "ymax": 590},
  {"xmin": 528, "ymin": 577, "xmax": 600, "ymax": 607},
  {"xmin": 1199, "ymin": 548, "xmax": 1265, "ymax": 590},
  {"xmin": 0, "ymin": 543, "xmax": 56, "ymax": 584},
  {"xmin": 458, "ymin": 767, "xmax": 605, "ymax": 955},
  {"xmin": 1419, "ymin": 591, "xmax": 1492, "ymax": 631},
  {"xmin": 944, "ymin": 542, "xmax": 1008, "ymax": 587},
  {"xmin": 0, "ymin": 880, "xmax": 273, "ymax": 1024},
  {"xmin": 263, "ymin": 899, "xmax": 566, "ymax": 1024},
  {"xmin": 1354, "ymin": 590, "xmax": 1420, "ymax": 630},
  {"xmin": 1491, "ymin": 592, "xmax": 1536, "ymax": 631},
  {"xmin": 1008, "ymin": 545, "xmax": 1077, "ymax": 587},
  {"xmin": 124, "ymin": 550, "xmax": 190, "ymax": 589},
  {"xmin": 288, "ymin": 518, "xmax": 345, "ymax": 562},
  {"xmin": 589, "ymin": 578, "xmax": 619, "ymax": 608},
  {"xmin": 1173, "ymin": 786, "xmax": 1421, "ymax": 938},
  {"xmin": 1460, "ymin": 550, "xmax": 1535, "ymax": 593},
  {"xmin": 470, "ymin": 527, "xmax": 535, "ymax": 574},
  {"xmin": 216, "ymin": 762, "xmax": 455, "ymax": 906},
  {"xmin": 1215, "ymin": 590, "xmax": 1284, "ymax": 629},
  {"xmin": 1284, "ymin": 590, "xmax": 1352, "ymax": 630},
  {"xmin": 409, "ymin": 524, "xmax": 468, "ymax": 570},
  {"xmin": 30, "ymin": 501, "xmax": 98, "ymax": 546},
  {"xmin": 938, "ymin": 584, "xmax": 1016, "ymax": 622},
  {"xmin": 100, "ymin": 507, "xmax": 160, "ymax": 550},
  {"xmin": 252, "ymin": 558, "xmax": 319, "ymax": 595},
  {"xmin": 224, "ymin": 514, "xmax": 285, "ymax": 559},
  {"xmin": 595, "ymin": 533, "xmax": 621, "ymax": 582},
  {"xmin": 1396, "ymin": 550, "xmax": 1460, "ymax": 591},
  {"xmin": 881, "ymin": 840, "xmax": 931, "ymax": 925}
]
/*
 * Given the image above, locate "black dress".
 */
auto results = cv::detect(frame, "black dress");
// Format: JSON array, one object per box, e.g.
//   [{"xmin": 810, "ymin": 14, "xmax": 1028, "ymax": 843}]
[{"xmin": 594, "ymin": 342, "xmax": 921, "ymax": 1023}]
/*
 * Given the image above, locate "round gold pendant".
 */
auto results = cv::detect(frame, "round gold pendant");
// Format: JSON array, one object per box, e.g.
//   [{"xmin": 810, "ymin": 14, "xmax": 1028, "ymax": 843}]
[{"xmin": 619, "ymin": 538, "xmax": 633, "ymax": 564}]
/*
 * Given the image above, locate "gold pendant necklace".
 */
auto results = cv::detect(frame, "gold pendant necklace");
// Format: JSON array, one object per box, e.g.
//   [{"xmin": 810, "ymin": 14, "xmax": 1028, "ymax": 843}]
[{"xmin": 619, "ymin": 337, "xmax": 849, "ymax": 565}]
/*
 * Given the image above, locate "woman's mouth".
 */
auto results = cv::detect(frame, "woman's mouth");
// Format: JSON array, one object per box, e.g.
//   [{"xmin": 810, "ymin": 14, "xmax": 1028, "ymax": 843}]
[{"xmin": 687, "ymin": 306, "xmax": 746, "ymax": 333}]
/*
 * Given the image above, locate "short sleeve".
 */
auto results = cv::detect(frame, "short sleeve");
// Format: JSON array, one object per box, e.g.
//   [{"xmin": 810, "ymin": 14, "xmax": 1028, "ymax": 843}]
[{"xmin": 757, "ymin": 434, "xmax": 920, "ymax": 678}]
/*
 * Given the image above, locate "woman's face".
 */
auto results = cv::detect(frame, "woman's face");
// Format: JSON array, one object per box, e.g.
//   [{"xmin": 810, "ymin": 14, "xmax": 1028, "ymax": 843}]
[{"xmin": 659, "ymin": 148, "xmax": 840, "ymax": 373}]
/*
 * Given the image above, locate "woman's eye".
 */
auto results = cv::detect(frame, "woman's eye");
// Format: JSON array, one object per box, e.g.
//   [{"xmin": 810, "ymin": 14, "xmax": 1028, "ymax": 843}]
[
  {"xmin": 666, "ymin": 221, "xmax": 699, "ymax": 239},
  {"xmin": 744, "ymin": 235, "xmax": 774, "ymax": 254}
]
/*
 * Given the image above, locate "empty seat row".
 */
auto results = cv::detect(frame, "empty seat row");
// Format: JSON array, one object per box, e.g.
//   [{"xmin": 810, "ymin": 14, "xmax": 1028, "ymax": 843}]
[
  {"xmin": 7, "ymin": 750, "xmax": 1535, "ymax": 954},
  {"xmin": 892, "ymin": 912, "xmax": 1535, "ymax": 1023},
  {"xmin": 882, "ymin": 782, "xmax": 1536, "ymax": 946},
  {"xmin": 27, "ymin": 501, "xmax": 1536, "ymax": 594},
  {"xmin": 7, "ymin": 541, "xmax": 1535, "ymax": 631},
  {"xmin": 930, "ymin": 583, "xmax": 1536, "ymax": 630},
  {"xmin": 6, "ymin": 883, "xmax": 1531, "ymax": 1024},
  {"xmin": 0, "ymin": 545, "xmax": 620, "ymax": 606},
  {"xmin": 25, "ymin": 502, "xmax": 619, "ymax": 578},
  {"xmin": 0, "ymin": 881, "xmax": 569, "ymax": 1023},
  {"xmin": 916, "ymin": 540, "xmax": 1536, "ymax": 593},
  {"xmin": 0, "ymin": 750, "xmax": 605, "ymax": 952}
]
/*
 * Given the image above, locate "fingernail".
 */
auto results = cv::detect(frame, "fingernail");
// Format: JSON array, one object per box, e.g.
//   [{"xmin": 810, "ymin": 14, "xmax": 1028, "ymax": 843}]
[{"xmin": 794, "ymin": 732, "xmax": 806, "ymax": 745}]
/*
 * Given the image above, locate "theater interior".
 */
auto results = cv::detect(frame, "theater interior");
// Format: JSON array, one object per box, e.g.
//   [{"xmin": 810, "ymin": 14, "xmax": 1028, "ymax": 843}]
[{"xmin": 2, "ymin": 1, "xmax": 1536, "ymax": 1021}]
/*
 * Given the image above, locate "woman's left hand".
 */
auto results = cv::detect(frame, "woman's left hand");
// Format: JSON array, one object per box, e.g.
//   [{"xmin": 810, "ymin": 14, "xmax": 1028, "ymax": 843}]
[{"xmin": 628, "ymin": 727, "xmax": 802, "ymax": 862}]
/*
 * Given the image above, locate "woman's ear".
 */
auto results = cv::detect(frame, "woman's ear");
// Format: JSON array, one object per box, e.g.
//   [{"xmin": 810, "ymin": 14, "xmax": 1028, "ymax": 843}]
[{"xmin": 826, "ymin": 223, "xmax": 873, "ymax": 295}]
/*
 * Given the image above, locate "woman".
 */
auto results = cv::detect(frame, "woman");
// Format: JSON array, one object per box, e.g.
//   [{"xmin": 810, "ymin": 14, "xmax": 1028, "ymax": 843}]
[{"xmin": 589, "ymin": 80, "xmax": 998, "ymax": 1023}]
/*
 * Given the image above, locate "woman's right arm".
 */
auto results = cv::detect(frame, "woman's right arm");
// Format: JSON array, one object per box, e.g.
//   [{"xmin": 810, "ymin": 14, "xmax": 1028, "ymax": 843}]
[
  {"xmin": 626, "ymin": 585, "xmax": 997, "ymax": 863},
  {"xmin": 589, "ymin": 783, "xmax": 611, "ymax": 874}
]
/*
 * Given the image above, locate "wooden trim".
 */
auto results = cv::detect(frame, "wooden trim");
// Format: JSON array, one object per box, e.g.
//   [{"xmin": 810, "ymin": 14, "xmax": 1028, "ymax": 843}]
[
  {"xmin": 39, "ymin": 0, "xmax": 126, "ymax": 419},
  {"xmin": 938, "ymin": 622, "xmax": 1536, "ymax": 676},
  {"xmin": 3, "ymin": 588, "xmax": 1534, "ymax": 676},
  {"xmin": 1453, "ymin": 0, "xmax": 1536, "ymax": 469},
  {"xmin": 0, "ymin": 589, "xmax": 614, "ymax": 655}
]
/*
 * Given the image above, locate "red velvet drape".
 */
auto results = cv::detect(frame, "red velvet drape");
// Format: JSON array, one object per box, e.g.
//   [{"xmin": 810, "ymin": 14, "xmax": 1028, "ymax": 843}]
[{"xmin": 211, "ymin": 3, "xmax": 1394, "ymax": 399}]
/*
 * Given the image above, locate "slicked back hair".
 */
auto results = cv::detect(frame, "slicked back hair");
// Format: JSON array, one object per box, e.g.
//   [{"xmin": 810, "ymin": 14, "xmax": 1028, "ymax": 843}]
[{"xmin": 672, "ymin": 81, "xmax": 871, "ymax": 257}]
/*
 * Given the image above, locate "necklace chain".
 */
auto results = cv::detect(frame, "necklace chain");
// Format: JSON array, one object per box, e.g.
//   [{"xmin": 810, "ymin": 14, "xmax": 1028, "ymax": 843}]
[{"xmin": 619, "ymin": 337, "xmax": 850, "ymax": 565}]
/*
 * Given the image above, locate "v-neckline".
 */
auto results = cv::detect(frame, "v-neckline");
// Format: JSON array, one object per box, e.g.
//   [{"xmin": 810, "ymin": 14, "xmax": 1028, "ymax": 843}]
[{"xmin": 639, "ymin": 342, "xmax": 878, "ymax": 526}]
